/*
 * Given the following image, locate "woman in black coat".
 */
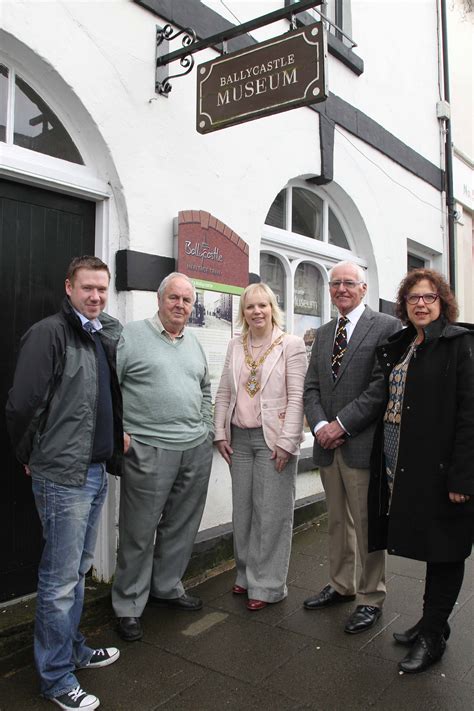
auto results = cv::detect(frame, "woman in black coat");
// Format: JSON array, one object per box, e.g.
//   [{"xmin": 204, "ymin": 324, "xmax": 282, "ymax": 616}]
[{"xmin": 368, "ymin": 268, "xmax": 473, "ymax": 674}]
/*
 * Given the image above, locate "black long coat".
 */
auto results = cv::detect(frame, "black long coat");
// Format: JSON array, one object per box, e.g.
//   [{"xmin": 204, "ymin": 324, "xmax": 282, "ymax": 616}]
[{"xmin": 368, "ymin": 317, "xmax": 474, "ymax": 562}]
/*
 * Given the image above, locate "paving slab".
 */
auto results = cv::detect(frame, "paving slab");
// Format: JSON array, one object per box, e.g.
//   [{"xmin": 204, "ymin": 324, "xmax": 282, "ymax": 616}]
[
  {"xmin": 158, "ymin": 670, "xmax": 306, "ymax": 711},
  {"xmin": 0, "ymin": 518, "xmax": 472, "ymax": 711},
  {"xmin": 374, "ymin": 673, "xmax": 474, "ymax": 711},
  {"xmin": 140, "ymin": 604, "xmax": 310, "ymax": 685},
  {"xmin": 262, "ymin": 639, "xmax": 395, "ymax": 710}
]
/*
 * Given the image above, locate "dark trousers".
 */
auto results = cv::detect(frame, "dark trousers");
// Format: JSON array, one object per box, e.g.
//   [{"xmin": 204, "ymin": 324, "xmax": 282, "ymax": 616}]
[{"xmin": 421, "ymin": 560, "xmax": 465, "ymax": 636}]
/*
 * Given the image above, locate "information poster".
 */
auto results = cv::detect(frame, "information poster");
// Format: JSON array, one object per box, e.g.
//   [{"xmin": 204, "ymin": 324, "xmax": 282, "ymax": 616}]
[{"xmin": 188, "ymin": 289, "xmax": 239, "ymax": 400}]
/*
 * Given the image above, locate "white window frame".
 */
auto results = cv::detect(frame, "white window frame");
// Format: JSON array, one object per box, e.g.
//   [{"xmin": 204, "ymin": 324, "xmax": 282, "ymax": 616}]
[{"xmin": 261, "ymin": 181, "xmax": 366, "ymax": 328}]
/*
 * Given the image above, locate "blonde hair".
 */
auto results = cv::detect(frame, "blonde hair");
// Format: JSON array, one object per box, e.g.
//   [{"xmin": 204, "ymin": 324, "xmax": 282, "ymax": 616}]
[{"xmin": 237, "ymin": 282, "xmax": 284, "ymax": 335}]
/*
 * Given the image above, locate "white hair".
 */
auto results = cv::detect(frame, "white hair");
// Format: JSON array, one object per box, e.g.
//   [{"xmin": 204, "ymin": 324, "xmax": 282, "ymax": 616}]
[
  {"xmin": 329, "ymin": 261, "xmax": 366, "ymax": 283},
  {"xmin": 157, "ymin": 272, "xmax": 196, "ymax": 303}
]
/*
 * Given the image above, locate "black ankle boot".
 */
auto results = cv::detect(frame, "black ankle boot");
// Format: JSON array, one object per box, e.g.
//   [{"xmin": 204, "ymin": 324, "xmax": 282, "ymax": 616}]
[
  {"xmin": 393, "ymin": 620, "xmax": 421, "ymax": 645},
  {"xmin": 398, "ymin": 633, "xmax": 446, "ymax": 673},
  {"xmin": 393, "ymin": 620, "xmax": 451, "ymax": 646}
]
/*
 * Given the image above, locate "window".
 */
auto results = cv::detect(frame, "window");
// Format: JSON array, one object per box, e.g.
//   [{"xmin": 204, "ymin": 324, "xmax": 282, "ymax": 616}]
[
  {"xmin": 262, "ymin": 181, "xmax": 364, "ymax": 337},
  {"xmin": 288, "ymin": 0, "xmax": 355, "ymax": 49},
  {"xmin": 407, "ymin": 254, "xmax": 425, "ymax": 271},
  {"xmin": 294, "ymin": 262, "xmax": 323, "ymax": 354},
  {"xmin": 265, "ymin": 185, "xmax": 351, "ymax": 251},
  {"xmin": 260, "ymin": 253, "xmax": 286, "ymax": 311},
  {"xmin": 0, "ymin": 65, "xmax": 8, "ymax": 142},
  {"xmin": 0, "ymin": 63, "xmax": 83, "ymax": 164},
  {"xmin": 265, "ymin": 189, "xmax": 286, "ymax": 230},
  {"xmin": 292, "ymin": 188, "xmax": 323, "ymax": 239},
  {"xmin": 328, "ymin": 207, "xmax": 350, "ymax": 249},
  {"xmin": 323, "ymin": 1, "xmax": 352, "ymax": 43}
]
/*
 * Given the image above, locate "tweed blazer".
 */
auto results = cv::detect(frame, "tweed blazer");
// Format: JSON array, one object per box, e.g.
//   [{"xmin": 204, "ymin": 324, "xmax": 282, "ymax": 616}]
[
  {"xmin": 304, "ymin": 306, "xmax": 400, "ymax": 469},
  {"xmin": 214, "ymin": 329, "xmax": 307, "ymax": 455}
]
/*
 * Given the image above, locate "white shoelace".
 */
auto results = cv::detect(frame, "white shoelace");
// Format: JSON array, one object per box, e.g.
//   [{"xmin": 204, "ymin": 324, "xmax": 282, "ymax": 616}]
[
  {"xmin": 68, "ymin": 686, "xmax": 86, "ymax": 702},
  {"xmin": 92, "ymin": 648, "xmax": 106, "ymax": 657}
]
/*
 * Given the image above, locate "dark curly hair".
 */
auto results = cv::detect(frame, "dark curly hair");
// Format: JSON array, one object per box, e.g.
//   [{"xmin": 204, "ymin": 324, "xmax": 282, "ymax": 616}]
[{"xmin": 395, "ymin": 268, "xmax": 458, "ymax": 324}]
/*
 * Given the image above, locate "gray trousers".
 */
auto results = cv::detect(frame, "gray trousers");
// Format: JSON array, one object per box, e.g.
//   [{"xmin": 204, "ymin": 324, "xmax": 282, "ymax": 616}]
[
  {"xmin": 230, "ymin": 426, "xmax": 297, "ymax": 603},
  {"xmin": 320, "ymin": 447, "xmax": 386, "ymax": 607},
  {"xmin": 112, "ymin": 436, "xmax": 213, "ymax": 617}
]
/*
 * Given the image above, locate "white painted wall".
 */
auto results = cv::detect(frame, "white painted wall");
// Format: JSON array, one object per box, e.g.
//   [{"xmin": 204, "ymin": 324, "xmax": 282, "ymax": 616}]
[
  {"xmin": 447, "ymin": 1, "xmax": 474, "ymax": 321},
  {"xmin": 1, "ymin": 0, "xmax": 447, "ymax": 575}
]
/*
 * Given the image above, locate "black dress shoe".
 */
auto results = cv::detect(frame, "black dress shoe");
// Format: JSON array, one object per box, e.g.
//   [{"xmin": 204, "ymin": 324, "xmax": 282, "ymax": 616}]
[
  {"xmin": 344, "ymin": 605, "xmax": 381, "ymax": 634},
  {"xmin": 393, "ymin": 620, "xmax": 451, "ymax": 646},
  {"xmin": 117, "ymin": 616, "xmax": 143, "ymax": 642},
  {"xmin": 304, "ymin": 584, "xmax": 356, "ymax": 610},
  {"xmin": 398, "ymin": 633, "xmax": 446, "ymax": 673},
  {"xmin": 149, "ymin": 593, "xmax": 203, "ymax": 611}
]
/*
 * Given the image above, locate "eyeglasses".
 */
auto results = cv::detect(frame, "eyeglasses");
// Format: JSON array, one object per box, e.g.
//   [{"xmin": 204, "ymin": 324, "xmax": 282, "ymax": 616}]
[
  {"xmin": 405, "ymin": 293, "xmax": 439, "ymax": 305},
  {"xmin": 328, "ymin": 280, "xmax": 364, "ymax": 289}
]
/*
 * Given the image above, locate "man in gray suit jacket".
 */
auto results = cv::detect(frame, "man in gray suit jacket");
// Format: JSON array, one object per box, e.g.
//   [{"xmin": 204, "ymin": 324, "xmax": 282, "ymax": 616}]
[{"xmin": 303, "ymin": 261, "xmax": 399, "ymax": 634}]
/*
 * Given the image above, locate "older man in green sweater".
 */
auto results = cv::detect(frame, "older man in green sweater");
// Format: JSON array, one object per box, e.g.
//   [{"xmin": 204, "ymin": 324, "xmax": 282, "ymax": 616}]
[{"xmin": 112, "ymin": 273, "xmax": 214, "ymax": 642}]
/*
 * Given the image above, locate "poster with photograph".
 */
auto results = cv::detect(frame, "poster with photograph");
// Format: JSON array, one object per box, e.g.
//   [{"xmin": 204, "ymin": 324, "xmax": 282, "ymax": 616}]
[
  {"xmin": 188, "ymin": 289, "xmax": 237, "ymax": 400},
  {"xmin": 293, "ymin": 314, "xmax": 321, "ymax": 361}
]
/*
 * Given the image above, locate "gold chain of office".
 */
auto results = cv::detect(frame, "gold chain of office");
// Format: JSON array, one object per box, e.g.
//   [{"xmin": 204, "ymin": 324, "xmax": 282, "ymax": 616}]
[{"xmin": 242, "ymin": 333, "xmax": 284, "ymax": 397}]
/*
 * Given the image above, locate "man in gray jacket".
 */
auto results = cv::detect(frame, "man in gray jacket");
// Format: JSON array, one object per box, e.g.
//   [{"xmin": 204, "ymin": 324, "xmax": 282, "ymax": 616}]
[
  {"xmin": 303, "ymin": 261, "xmax": 399, "ymax": 634},
  {"xmin": 6, "ymin": 256, "xmax": 123, "ymax": 711}
]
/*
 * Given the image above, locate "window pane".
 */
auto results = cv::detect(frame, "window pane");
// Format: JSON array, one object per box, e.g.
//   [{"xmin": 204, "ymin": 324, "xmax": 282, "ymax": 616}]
[
  {"xmin": 260, "ymin": 253, "xmax": 285, "ymax": 312},
  {"xmin": 328, "ymin": 208, "xmax": 350, "ymax": 249},
  {"xmin": 294, "ymin": 263, "xmax": 323, "ymax": 352},
  {"xmin": 0, "ymin": 65, "xmax": 8, "ymax": 143},
  {"xmin": 265, "ymin": 189, "xmax": 286, "ymax": 229},
  {"xmin": 407, "ymin": 254, "xmax": 425, "ymax": 271},
  {"xmin": 292, "ymin": 188, "xmax": 323, "ymax": 239},
  {"xmin": 14, "ymin": 75, "xmax": 83, "ymax": 164}
]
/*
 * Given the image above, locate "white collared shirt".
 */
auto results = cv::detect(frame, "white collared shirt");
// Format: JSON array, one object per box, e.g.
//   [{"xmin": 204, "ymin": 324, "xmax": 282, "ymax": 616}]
[
  {"xmin": 333, "ymin": 301, "xmax": 366, "ymax": 343},
  {"xmin": 149, "ymin": 312, "xmax": 185, "ymax": 343},
  {"xmin": 72, "ymin": 307, "xmax": 103, "ymax": 333}
]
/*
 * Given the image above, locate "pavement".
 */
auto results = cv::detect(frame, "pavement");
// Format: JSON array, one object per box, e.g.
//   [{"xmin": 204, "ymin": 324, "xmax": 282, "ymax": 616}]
[{"xmin": 0, "ymin": 515, "xmax": 473, "ymax": 711}]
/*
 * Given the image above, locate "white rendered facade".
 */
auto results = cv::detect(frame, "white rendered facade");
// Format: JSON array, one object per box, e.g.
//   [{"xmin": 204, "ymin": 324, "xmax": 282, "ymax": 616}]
[{"xmin": 0, "ymin": 0, "xmax": 456, "ymax": 581}]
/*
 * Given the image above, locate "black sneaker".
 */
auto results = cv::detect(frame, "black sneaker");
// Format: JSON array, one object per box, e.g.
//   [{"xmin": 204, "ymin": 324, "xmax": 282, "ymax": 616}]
[
  {"xmin": 51, "ymin": 685, "xmax": 99, "ymax": 709},
  {"xmin": 77, "ymin": 647, "xmax": 120, "ymax": 669}
]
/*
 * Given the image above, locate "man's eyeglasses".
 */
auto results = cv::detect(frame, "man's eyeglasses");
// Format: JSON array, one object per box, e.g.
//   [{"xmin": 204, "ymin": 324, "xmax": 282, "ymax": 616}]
[
  {"xmin": 405, "ymin": 293, "xmax": 439, "ymax": 305},
  {"xmin": 329, "ymin": 280, "xmax": 364, "ymax": 289}
]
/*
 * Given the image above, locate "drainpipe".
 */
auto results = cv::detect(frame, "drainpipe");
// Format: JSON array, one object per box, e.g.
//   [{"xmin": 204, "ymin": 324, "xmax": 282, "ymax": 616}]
[{"xmin": 439, "ymin": 0, "xmax": 456, "ymax": 292}]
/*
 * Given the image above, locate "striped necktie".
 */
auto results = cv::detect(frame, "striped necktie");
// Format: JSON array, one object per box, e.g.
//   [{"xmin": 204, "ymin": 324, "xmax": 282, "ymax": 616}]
[{"xmin": 332, "ymin": 316, "xmax": 348, "ymax": 380}]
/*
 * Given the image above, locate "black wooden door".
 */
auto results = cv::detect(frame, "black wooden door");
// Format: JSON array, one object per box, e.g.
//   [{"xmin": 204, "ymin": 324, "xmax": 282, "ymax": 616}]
[{"xmin": 0, "ymin": 178, "xmax": 96, "ymax": 602}]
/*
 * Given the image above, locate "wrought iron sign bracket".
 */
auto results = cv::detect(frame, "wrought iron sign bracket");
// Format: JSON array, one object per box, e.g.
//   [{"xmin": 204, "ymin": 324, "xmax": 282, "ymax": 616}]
[{"xmin": 155, "ymin": 0, "xmax": 323, "ymax": 96}]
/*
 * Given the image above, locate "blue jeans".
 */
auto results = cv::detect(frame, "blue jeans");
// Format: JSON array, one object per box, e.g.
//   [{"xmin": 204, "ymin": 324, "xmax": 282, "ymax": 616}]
[{"xmin": 32, "ymin": 463, "xmax": 107, "ymax": 699}]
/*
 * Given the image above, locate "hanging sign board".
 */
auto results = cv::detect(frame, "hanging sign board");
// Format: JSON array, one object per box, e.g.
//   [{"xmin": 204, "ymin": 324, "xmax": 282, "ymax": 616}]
[{"xmin": 197, "ymin": 21, "xmax": 327, "ymax": 134}]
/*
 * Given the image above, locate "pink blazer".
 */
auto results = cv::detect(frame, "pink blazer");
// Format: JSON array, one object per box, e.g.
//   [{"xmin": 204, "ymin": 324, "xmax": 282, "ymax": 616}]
[{"xmin": 214, "ymin": 329, "xmax": 307, "ymax": 455}]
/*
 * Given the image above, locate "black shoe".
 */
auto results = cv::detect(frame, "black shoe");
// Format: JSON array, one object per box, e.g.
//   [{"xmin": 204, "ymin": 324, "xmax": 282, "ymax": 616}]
[
  {"xmin": 51, "ymin": 685, "xmax": 99, "ymax": 710},
  {"xmin": 303, "ymin": 584, "xmax": 356, "ymax": 610},
  {"xmin": 117, "ymin": 616, "xmax": 143, "ymax": 642},
  {"xmin": 393, "ymin": 620, "xmax": 451, "ymax": 646},
  {"xmin": 398, "ymin": 633, "xmax": 446, "ymax": 673},
  {"xmin": 344, "ymin": 605, "xmax": 382, "ymax": 634},
  {"xmin": 149, "ymin": 593, "xmax": 203, "ymax": 611}
]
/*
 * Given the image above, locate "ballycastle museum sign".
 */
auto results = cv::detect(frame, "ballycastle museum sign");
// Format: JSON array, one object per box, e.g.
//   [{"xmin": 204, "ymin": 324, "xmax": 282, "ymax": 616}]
[{"xmin": 196, "ymin": 21, "xmax": 327, "ymax": 134}]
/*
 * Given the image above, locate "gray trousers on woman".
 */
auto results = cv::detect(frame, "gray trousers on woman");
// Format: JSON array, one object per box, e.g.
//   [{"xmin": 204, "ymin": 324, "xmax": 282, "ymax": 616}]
[{"xmin": 230, "ymin": 426, "xmax": 297, "ymax": 603}]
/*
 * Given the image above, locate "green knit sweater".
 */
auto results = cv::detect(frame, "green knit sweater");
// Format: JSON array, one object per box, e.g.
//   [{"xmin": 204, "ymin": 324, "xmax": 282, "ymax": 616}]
[{"xmin": 117, "ymin": 317, "xmax": 213, "ymax": 450}]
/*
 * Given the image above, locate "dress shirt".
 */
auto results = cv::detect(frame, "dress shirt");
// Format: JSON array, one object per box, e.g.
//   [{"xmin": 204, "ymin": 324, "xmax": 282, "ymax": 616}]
[
  {"xmin": 73, "ymin": 307, "xmax": 103, "ymax": 333},
  {"xmin": 314, "ymin": 302, "xmax": 367, "ymax": 436},
  {"xmin": 149, "ymin": 312, "xmax": 185, "ymax": 342}
]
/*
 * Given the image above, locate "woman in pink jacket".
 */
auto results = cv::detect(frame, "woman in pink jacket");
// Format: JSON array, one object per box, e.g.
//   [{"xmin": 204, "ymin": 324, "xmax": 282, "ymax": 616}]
[{"xmin": 214, "ymin": 283, "xmax": 307, "ymax": 610}]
